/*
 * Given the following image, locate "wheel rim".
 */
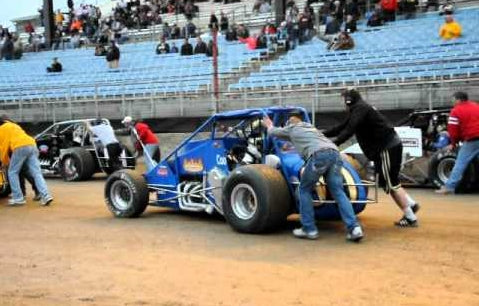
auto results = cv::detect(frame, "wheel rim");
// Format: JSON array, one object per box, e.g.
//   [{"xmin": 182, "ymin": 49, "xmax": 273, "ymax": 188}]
[
  {"xmin": 230, "ymin": 183, "xmax": 258, "ymax": 220},
  {"xmin": 63, "ymin": 157, "xmax": 77, "ymax": 177},
  {"xmin": 437, "ymin": 157, "xmax": 455, "ymax": 184},
  {"xmin": 110, "ymin": 180, "xmax": 133, "ymax": 210}
]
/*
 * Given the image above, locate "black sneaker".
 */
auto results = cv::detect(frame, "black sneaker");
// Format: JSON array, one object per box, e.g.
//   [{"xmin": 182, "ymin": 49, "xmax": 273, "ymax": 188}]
[
  {"xmin": 346, "ymin": 226, "xmax": 364, "ymax": 242},
  {"xmin": 411, "ymin": 203, "xmax": 420, "ymax": 214},
  {"xmin": 394, "ymin": 216, "xmax": 418, "ymax": 228}
]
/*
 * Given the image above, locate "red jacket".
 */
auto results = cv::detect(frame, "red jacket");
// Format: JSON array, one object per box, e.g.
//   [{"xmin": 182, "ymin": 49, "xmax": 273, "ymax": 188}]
[
  {"xmin": 447, "ymin": 100, "xmax": 479, "ymax": 145},
  {"xmin": 134, "ymin": 122, "xmax": 159, "ymax": 149},
  {"xmin": 381, "ymin": 0, "xmax": 397, "ymax": 11}
]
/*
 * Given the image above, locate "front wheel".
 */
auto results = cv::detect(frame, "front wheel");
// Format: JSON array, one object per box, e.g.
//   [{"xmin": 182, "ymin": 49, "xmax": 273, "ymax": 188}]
[
  {"xmin": 60, "ymin": 148, "xmax": 96, "ymax": 181},
  {"xmin": 104, "ymin": 169, "xmax": 149, "ymax": 218},
  {"xmin": 428, "ymin": 149, "xmax": 477, "ymax": 192}
]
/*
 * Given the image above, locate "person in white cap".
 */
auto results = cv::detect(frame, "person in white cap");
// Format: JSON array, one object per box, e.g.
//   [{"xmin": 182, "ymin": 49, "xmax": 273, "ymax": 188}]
[{"xmin": 121, "ymin": 116, "xmax": 160, "ymax": 172}]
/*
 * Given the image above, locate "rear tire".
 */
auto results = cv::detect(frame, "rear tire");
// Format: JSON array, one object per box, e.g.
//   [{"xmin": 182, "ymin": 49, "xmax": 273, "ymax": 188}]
[
  {"xmin": 223, "ymin": 165, "xmax": 291, "ymax": 233},
  {"xmin": 60, "ymin": 148, "xmax": 96, "ymax": 181},
  {"xmin": 104, "ymin": 169, "xmax": 149, "ymax": 218},
  {"xmin": 0, "ymin": 170, "xmax": 10, "ymax": 198},
  {"xmin": 428, "ymin": 149, "xmax": 477, "ymax": 193}
]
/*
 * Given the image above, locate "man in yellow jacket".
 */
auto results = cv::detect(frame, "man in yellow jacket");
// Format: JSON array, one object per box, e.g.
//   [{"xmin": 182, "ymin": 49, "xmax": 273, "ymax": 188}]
[
  {"xmin": 0, "ymin": 118, "xmax": 53, "ymax": 206},
  {"xmin": 439, "ymin": 15, "xmax": 462, "ymax": 40}
]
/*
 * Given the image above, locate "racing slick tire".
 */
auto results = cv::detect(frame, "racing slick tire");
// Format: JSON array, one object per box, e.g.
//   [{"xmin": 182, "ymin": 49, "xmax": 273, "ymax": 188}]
[
  {"xmin": 428, "ymin": 149, "xmax": 477, "ymax": 193},
  {"xmin": 223, "ymin": 164, "xmax": 291, "ymax": 233},
  {"xmin": 60, "ymin": 148, "xmax": 96, "ymax": 182},
  {"xmin": 104, "ymin": 169, "xmax": 149, "ymax": 218}
]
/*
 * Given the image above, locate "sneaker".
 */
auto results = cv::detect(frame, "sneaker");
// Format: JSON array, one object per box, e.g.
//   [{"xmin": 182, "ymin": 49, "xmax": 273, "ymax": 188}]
[
  {"xmin": 40, "ymin": 195, "xmax": 53, "ymax": 206},
  {"xmin": 8, "ymin": 198, "xmax": 26, "ymax": 206},
  {"xmin": 33, "ymin": 194, "xmax": 41, "ymax": 201},
  {"xmin": 346, "ymin": 226, "xmax": 364, "ymax": 242},
  {"xmin": 410, "ymin": 202, "xmax": 420, "ymax": 214},
  {"xmin": 394, "ymin": 216, "xmax": 418, "ymax": 228},
  {"xmin": 435, "ymin": 187, "xmax": 453, "ymax": 195},
  {"xmin": 292, "ymin": 228, "xmax": 319, "ymax": 240}
]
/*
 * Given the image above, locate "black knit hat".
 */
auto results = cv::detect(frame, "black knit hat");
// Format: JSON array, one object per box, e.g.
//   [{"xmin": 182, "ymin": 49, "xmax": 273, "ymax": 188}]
[
  {"xmin": 453, "ymin": 91, "xmax": 468, "ymax": 101},
  {"xmin": 342, "ymin": 87, "xmax": 363, "ymax": 105}
]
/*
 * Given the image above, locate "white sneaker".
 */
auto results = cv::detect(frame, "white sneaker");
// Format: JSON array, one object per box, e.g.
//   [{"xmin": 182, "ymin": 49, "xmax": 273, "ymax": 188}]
[
  {"xmin": 292, "ymin": 228, "xmax": 319, "ymax": 240},
  {"xmin": 40, "ymin": 195, "xmax": 53, "ymax": 206},
  {"xmin": 8, "ymin": 198, "xmax": 26, "ymax": 206},
  {"xmin": 346, "ymin": 226, "xmax": 364, "ymax": 242}
]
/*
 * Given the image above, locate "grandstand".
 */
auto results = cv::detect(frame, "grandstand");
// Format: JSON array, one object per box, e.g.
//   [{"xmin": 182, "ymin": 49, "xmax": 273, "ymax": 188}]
[{"xmin": 1, "ymin": 2, "xmax": 478, "ymax": 124}]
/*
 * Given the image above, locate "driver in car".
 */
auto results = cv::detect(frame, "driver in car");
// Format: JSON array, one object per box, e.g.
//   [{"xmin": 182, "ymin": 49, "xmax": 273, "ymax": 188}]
[{"xmin": 263, "ymin": 111, "xmax": 364, "ymax": 242}]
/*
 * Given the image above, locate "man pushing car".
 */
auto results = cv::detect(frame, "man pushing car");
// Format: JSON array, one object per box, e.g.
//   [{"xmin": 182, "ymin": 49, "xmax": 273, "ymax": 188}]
[{"xmin": 262, "ymin": 111, "xmax": 364, "ymax": 242}]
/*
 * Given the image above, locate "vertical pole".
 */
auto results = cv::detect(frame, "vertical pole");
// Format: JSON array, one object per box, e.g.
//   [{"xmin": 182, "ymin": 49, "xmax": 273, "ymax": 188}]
[
  {"xmin": 313, "ymin": 72, "xmax": 318, "ymax": 126},
  {"xmin": 94, "ymin": 84, "xmax": 99, "ymax": 117},
  {"xmin": 428, "ymin": 85, "xmax": 433, "ymax": 110},
  {"xmin": 212, "ymin": 26, "xmax": 220, "ymax": 113},
  {"xmin": 68, "ymin": 86, "xmax": 73, "ymax": 119}
]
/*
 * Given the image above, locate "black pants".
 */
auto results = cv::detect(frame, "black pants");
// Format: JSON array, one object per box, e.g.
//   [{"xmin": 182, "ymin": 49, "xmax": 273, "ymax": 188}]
[
  {"xmin": 374, "ymin": 143, "xmax": 403, "ymax": 194},
  {"xmin": 107, "ymin": 143, "xmax": 123, "ymax": 169}
]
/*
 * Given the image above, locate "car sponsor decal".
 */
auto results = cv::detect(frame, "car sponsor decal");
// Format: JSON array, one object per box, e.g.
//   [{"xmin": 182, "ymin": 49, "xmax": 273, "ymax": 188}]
[
  {"xmin": 183, "ymin": 158, "xmax": 204, "ymax": 173},
  {"xmin": 157, "ymin": 166, "xmax": 169, "ymax": 176}
]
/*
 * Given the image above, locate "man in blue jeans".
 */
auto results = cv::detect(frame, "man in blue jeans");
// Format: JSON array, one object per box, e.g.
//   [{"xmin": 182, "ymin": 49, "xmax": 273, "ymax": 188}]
[
  {"xmin": 263, "ymin": 112, "xmax": 364, "ymax": 241},
  {"xmin": 436, "ymin": 92, "xmax": 479, "ymax": 194}
]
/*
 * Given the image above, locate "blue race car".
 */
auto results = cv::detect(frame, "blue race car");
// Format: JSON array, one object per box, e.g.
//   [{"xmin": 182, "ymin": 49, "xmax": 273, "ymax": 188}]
[{"xmin": 104, "ymin": 107, "xmax": 375, "ymax": 233}]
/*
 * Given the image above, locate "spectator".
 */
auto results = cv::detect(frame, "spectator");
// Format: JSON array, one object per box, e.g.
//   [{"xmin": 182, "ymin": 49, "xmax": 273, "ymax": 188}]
[
  {"xmin": 298, "ymin": 12, "xmax": 312, "ymax": 43},
  {"xmin": 209, "ymin": 12, "xmax": 219, "ymax": 30},
  {"xmin": 423, "ymin": 0, "xmax": 439, "ymax": 12},
  {"xmin": 439, "ymin": 15, "xmax": 461, "ymax": 40},
  {"xmin": 106, "ymin": 41, "xmax": 120, "ymax": 68},
  {"xmin": 439, "ymin": 0, "xmax": 455, "ymax": 15},
  {"xmin": 328, "ymin": 31, "xmax": 355, "ymax": 51},
  {"xmin": 120, "ymin": 116, "xmax": 160, "ymax": 172},
  {"xmin": 55, "ymin": 9, "xmax": 65, "ymax": 28},
  {"xmin": 156, "ymin": 37, "xmax": 170, "ymax": 54},
  {"xmin": 24, "ymin": 21, "xmax": 35, "ymax": 35},
  {"xmin": 436, "ymin": 92, "xmax": 479, "ymax": 195},
  {"xmin": 70, "ymin": 17, "xmax": 83, "ymax": 34},
  {"xmin": 206, "ymin": 40, "xmax": 214, "ymax": 57},
  {"xmin": 47, "ymin": 57, "xmax": 62, "ymax": 73},
  {"xmin": 324, "ymin": 88, "xmax": 420, "ymax": 227},
  {"xmin": 259, "ymin": 0, "xmax": 272, "ymax": 14},
  {"xmin": 12, "ymin": 36, "xmax": 23, "ymax": 60},
  {"xmin": 219, "ymin": 11, "xmax": 229, "ymax": 33},
  {"xmin": 70, "ymin": 33, "xmax": 81, "ymax": 49},
  {"xmin": 344, "ymin": 0, "xmax": 360, "ymax": 20},
  {"xmin": 367, "ymin": 9, "xmax": 384, "ymax": 27},
  {"xmin": 401, "ymin": 0, "xmax": 418, "ymax": 19},
  {"xmin": 194, "ymin": 37, "xmax": 208, "ymax": 54},
  {"xmin": 237, "ymin": 24, "xmax": 250, "ymax": 39},
  {"xmin": 95, "ymin": 44, "xmax": 107, "ymax": 56},
  {"xmin": 345, "ymin": 14, "xmax": 357, "ymax": 33},
  {"xmin": 0, "ymin": 118, "xmax": 53, "ymax": 206},
  {"xmin": 171, "ymin": 23, "xmax": 181, "ymax": 39},
  {"xmin": 1, "ymin": 35, "xmax": 14, "ymax": 60},
  {"xmin": 381, "ymin": 0, "xmax": 398, "ymax": 22},
  {"xmin": 180, "ymin": 38, "xmax": 193, "ymax": 56},
  {"xmin": 183, "ymin": 20, "xmax": 197, "ymax": 38},
  {"xmin": 162, "ymin": 22, "xmax": 171, "ymax": 39},
  {"xmin": 265, "ymin": 22, "xmax": 277, "ymax": 35},
  {"xmin": 170, "ymin": 42, "xmax": 178, "ymax": 53},
  {"xmin": 324, "ymin": 15, "xmax": 341, "ymax": 36},
  {"xmin": 225, "ymin": 25, "xmax": 238, "ymax": 41}
]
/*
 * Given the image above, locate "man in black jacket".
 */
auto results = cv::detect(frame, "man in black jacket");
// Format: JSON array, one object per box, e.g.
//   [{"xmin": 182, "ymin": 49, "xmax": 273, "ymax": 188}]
[
  {"xmin": 47, "ymin": 57, "xmax": 63, "ymax": 72},
  {"xmin": 180, "ymin": 38, "xmax": 193, "ymax": 56},
  {"xmin": 324, "ymin": 88, "xmax": 420, "ymax": 227}
]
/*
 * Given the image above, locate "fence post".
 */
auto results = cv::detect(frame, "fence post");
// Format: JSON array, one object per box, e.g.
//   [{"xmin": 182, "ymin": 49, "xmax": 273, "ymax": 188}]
[
  {"xmin": 428, "ymin": 85, "xmax": 433, "ymax": 110},
  {"xmin": 313, "ymin": 73, "xmax": 319, "ymax": 126},
  {"xmin": 243, "ymin": 88, "xmax": 247, "ymax": 109},
  {"xmin": 68, "ymin": 86, "xmax": 73, "ymax": 119},
  {"xmin": 94, "ymin": 84, "xmax": 99, "ymax": 117},
  {"xmin": 180, "ymin": 91, "xmax": 185, "ymax": 116}
]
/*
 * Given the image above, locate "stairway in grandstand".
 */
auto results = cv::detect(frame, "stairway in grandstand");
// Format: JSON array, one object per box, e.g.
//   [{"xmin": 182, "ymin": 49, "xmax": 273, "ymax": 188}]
[{"xmin": 229, "ymin": 6, "xmax": 479, "ymax": 91}]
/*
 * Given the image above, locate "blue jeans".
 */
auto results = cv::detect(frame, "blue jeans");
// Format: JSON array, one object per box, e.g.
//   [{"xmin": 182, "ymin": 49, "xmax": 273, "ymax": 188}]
[
  {"xmin": 445, "ymin": 139, "xmax": 479, "ymax": 191},
  {"xmin": 8, "ymin": 145, "xmax": 51, "ymax": 201},
  {"xmin": 299, "ymin": 149, "xmax": 359, "ymax": 233},
  {"xmin": 144, "ymin": 144, "xmax": 160, "ymax": 172}
]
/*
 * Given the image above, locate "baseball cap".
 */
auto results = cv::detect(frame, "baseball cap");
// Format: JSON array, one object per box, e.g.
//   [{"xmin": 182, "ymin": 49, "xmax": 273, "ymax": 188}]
[{"xmin": 121, "ymin": 116, "xmax": 132, "ymax": 124}]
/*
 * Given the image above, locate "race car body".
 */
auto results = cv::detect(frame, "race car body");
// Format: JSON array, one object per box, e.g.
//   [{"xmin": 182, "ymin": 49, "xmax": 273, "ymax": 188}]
[
  {"xmin": 104, "ymin": 107, "xmax": 376, "ymax": 233},
  {"xmin": 35, "ymin": 119, "xmax": 135, "ymax": 181}
]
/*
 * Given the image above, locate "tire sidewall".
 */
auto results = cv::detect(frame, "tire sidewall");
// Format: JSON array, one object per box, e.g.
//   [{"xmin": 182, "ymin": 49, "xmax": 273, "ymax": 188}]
[
  {"xmin": 61, "ymin": 154, "xmax": 82, "ymax": 181},
  {"xmin": 104, "ymin": 170, "xmax": 148, "ymax": 218}
]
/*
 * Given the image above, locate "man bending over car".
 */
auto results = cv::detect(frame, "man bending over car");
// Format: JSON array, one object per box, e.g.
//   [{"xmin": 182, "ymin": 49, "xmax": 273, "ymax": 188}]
[{"xmin": 263, "ymin": 111, "xmax": 364, "ymax": 242}]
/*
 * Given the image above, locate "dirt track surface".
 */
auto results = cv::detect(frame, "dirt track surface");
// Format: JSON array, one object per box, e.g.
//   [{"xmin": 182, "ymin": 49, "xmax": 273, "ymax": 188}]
[{"xmin": 1, "ymin": 175, "xmax": 478, "ymax": 306}]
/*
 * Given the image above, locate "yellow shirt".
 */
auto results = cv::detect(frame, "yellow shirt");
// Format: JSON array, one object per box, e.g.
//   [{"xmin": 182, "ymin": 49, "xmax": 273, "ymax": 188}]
[
  {"xmin": 439, "ymin": 21, "xmax": 462, "ymax": 40},
  {"xmin": 55, "ymin": 12, "xmax": 64, "ymax": 24},
  {"xmin": 0, "ymin": 122, "xmax": 36, "ymax": 165}
]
